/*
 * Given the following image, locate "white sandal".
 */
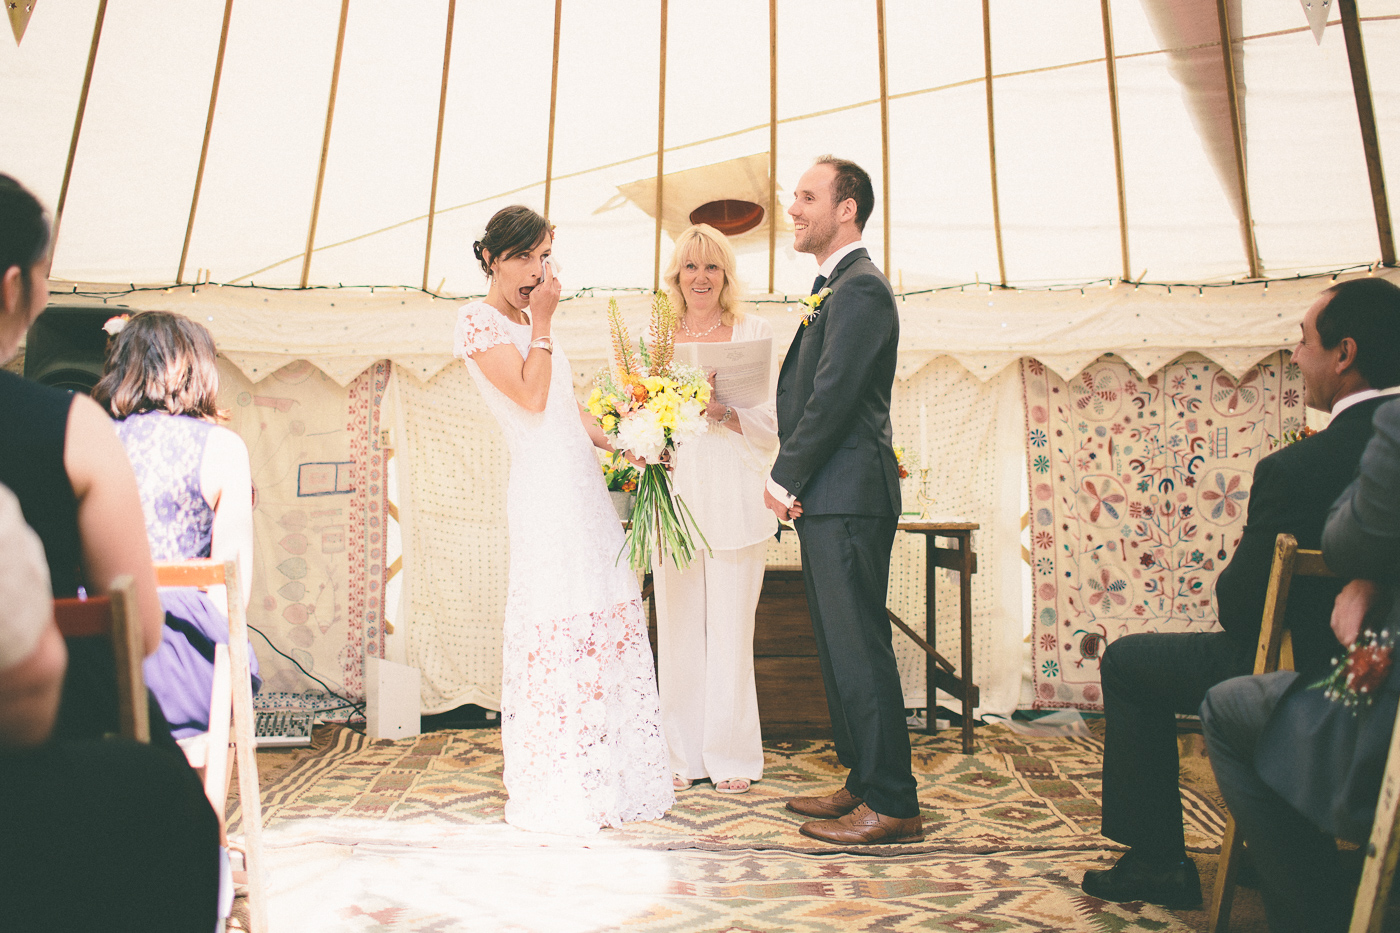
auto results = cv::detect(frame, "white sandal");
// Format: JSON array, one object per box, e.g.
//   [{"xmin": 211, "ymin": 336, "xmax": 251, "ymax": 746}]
[
  {"xmin": 673, "ymin": 773, "xmax": 694, "ymax": 790},
  {"xmin": 715, "ymin": 778, "xmax": 751, "ymax": 794}
]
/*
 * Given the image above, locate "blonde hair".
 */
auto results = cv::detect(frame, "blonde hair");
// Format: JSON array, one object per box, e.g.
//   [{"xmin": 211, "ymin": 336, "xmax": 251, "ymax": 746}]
[{"xmin": 664, "ymin": 224, "xmax": 744, "ymax": 328}]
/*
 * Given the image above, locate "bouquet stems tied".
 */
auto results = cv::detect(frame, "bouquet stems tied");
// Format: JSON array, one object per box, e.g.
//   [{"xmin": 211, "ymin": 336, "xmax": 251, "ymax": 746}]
[{"xmin": 626, "ymin": 463, "xmax": 709, "ymax": 572}]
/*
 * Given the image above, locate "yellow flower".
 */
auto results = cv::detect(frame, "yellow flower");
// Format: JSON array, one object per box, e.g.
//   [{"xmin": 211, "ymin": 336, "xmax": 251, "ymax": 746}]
[
  {"xmin": 586, "ymin": 388, "xmax": 605, "ymax": 417},
  {"xmin": 798, "ymin": 287, "xmax": 832, "ymax": 326},
  {"xmin": 602, "ymin": 414, "xmax": 618, "ymax": 431}
]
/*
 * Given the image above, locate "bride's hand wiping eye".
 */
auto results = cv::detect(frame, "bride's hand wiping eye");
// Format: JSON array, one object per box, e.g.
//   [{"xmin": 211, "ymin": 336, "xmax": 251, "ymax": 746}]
[{"xmin": 529, "ymin": 260, "xmax": 562, "ymax": 322}]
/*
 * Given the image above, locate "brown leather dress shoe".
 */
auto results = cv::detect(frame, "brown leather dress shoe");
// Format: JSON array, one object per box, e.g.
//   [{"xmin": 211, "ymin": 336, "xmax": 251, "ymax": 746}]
[
  {"xmin": 799, "ymin": 804, "xmax": 924, "ymax": 844},
  {"xmin": 785, "ymin": 786, "xmax": 864, "ymax": 819}
]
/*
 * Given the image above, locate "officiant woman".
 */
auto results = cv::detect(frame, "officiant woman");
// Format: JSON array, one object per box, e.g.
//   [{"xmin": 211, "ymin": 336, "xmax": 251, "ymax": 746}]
[{"xmin": 656, "ymin": 223, "xmax": 778, "ymax": 795}]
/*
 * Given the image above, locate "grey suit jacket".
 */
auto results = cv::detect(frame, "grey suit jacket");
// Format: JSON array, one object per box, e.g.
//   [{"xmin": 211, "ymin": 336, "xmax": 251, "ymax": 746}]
[
  {"xmin": 1256, "ymin": 397, "xmax": 1400, "ymax": 842},
  {"xmin": 771, "ymin": 249, "xmax": 901, "ymax": 516}
]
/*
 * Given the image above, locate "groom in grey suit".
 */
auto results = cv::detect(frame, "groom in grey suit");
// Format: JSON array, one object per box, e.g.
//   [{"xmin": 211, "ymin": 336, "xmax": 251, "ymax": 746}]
[{"xmin": 764, "ymin": 156, "xmax": 921, "ymax": 845}]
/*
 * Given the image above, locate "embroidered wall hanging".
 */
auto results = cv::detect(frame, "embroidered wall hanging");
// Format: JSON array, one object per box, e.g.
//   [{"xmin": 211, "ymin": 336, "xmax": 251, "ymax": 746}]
[{"xmin": 1023, "ymin": 352, "xmax": 1298, "ymax": 709}]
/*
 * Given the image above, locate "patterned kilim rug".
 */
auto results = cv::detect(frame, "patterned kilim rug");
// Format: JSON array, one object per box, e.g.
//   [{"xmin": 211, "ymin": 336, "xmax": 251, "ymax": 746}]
[{"xmin": 237, "ymin": 725, "xmax": 1226, "ymax": 932}]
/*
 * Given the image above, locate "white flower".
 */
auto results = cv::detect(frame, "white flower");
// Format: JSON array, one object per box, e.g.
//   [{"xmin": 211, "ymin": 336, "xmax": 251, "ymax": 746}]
[
  {"xmin": 670, "ymin": 398, "xmax": 709, "ymax": 443},
  {"xmin": 615, "ymin": 408, "xmax": 667, "ymax": 462}
]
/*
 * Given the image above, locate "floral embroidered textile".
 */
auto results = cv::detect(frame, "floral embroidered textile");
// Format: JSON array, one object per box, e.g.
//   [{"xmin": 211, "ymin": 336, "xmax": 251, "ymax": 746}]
[{"xmin": 1022, "ymin": 352, "xmax": 1296, "ymax": 709}]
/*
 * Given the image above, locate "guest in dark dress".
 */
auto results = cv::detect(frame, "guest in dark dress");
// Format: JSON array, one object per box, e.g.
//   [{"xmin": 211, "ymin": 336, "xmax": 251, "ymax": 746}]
[
  {"xmin": 94, "ymin": 310, "xmax": 259, "ymax": 741},
  {"xmin": 0, "ymin": 174, "xmax": 168, "ymax": 741},
  {"xmin": 0, "ymin": 174, "xmax": 219, "ymax": 931}
]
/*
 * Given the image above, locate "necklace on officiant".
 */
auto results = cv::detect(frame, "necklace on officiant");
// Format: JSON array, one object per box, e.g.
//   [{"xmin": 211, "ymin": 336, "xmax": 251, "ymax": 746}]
[{"xmin": 680, "ymin": 314, "xmax": 723, "ymax": 338}]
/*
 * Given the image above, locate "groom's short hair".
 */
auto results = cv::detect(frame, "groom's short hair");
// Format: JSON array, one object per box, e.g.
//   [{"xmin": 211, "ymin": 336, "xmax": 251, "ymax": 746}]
[{"xmin": 814, "ymin": 156, "xmax": 874, "ymax": 232}]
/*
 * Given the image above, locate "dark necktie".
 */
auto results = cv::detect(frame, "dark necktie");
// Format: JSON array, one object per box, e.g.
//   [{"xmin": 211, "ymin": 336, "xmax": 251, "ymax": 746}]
[{"xmin": 811, "ymin": 274, "xmax": 827, "ymax": 295}]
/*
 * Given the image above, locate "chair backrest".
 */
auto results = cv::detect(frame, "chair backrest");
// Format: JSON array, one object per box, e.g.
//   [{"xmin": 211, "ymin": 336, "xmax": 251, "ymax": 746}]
[
  {"xmin": 51, "ymin": 575, "xmax": 148, "ymax": 743},
  {"xmin": 1252, "ymin": 533, "xmax": 1334, "ymax": 675},
  {"xmin": 154, "ymin": 560, "xmax": 228, "ymax": 589},
  {"xmin": 1351, "ymin": 707, "xmax": 1400, "ymax": 931}
]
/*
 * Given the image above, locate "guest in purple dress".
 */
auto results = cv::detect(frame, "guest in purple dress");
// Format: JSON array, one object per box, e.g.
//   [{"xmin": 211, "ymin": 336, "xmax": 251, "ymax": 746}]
[{"xmin": 94, "ymin": 311, "xmax": 259, "ymax": 740}]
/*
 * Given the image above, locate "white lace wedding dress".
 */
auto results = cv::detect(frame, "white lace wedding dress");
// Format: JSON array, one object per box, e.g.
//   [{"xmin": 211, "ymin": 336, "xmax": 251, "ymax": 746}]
[{"xmin": 453, "ymin": 300, "xmax": 673, "ymax": 835}]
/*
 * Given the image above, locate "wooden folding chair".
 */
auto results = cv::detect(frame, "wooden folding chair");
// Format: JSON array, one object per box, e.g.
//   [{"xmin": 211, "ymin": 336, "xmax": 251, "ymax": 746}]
[
  {"xmin": 1208, "ymin": 533, "xmax": 1330, "ymax": 931},
  {"xmin": 51, "ymin": 575, "xmax": 146, "ymax": 743},
  {"xmin": 1351, "ymin": 701, "xmax": 1400, "ymax": 931},
  {"xmin": 155, "ymin": 559, "xmax": 267, "ymax": 933}
]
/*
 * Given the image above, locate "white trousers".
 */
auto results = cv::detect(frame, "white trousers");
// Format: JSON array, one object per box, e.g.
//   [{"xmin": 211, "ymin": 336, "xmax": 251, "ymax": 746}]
[{"xmin": 653, "ymin": 540, "xmax": 767, "ymax": 782}]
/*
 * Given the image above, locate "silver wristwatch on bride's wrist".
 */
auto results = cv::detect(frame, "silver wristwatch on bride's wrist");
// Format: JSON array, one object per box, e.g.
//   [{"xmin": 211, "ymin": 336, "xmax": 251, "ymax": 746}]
[{"xmin": 720, "ymin": 406, "xmax": 733, "ymax": 424}]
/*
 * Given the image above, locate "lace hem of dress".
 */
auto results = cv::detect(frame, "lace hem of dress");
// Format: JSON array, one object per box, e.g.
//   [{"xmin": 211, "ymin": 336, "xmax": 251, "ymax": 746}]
[{"xmin": 500, "ymin": 597, "xmax": 673, "ymax": 835}]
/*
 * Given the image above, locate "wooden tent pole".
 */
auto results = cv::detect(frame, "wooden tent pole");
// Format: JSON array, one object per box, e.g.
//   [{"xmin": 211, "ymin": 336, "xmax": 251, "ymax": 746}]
[
  {"xmin": 981, "ymin": 0, "xmax": 1007, "ymax": 287},
  {"xmin": 301, "ymin": 0, "xmax": 351, "ymax": 289},
  {"xmin": 876, "ymin": 0, "xmax": 892, "ymax": 278},
  {"xmin": 1099, "ymin": 0, "xmax": 1131, "ymax": 283},
  {"xmin": 768, "ymin": 0, "xmax": 777, "ymax": 294},
  {"xmin": 423, "ymin": 0, "xmax": 457, "ymax": 292},
  {"xmin": 178, "ymin": 0, "xmax": 235, "ymax": 286},
  {"xmin": 1216, "ymin": 0, "xmax": 1260, "ymax": 279},
  {"xmin": 52, "ymin": 0, "xmax": 109, "ymax": 256},
  {"xmin": 1338, "ymin": 0, "xmax": 1395, "ymax": 267},
  {"xmin": 543, "ymin": 0, "xmax": 563, "ymax": 221},
  {"xmin": 653, "ymin": 0, "xmax": 668, "ymax": 292}
]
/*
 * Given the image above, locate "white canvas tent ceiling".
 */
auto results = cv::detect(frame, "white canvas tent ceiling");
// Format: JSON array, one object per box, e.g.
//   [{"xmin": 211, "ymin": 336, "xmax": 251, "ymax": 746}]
[{"xmin": 2, "ymin": 0, "xmax": 1397, "ymax": 297}]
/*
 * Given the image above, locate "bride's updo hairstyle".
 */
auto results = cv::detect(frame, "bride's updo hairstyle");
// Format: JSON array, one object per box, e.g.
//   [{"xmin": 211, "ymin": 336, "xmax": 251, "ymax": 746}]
[
  {"xmin": 663, "ymin": 223, "xmax": 743, "ymax": 327},
  {"xmin": 473, "ymin": 205, "xmax": 554, "ymax": 278},
  {"xmin": 94, "ymin": 311, "xmax": 227, "ymax": 422}
]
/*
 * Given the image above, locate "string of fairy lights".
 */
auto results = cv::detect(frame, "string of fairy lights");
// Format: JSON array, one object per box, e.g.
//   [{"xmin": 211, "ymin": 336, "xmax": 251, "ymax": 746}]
[{"xmin": 53, "ymin": 259, "xmax": 1391, "ymax": 306}]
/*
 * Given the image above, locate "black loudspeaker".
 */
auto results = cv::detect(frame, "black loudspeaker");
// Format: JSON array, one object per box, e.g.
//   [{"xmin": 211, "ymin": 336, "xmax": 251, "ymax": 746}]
[{"xmin": 23, "ymin": 304, "xmax": 127, "ymax": 394}]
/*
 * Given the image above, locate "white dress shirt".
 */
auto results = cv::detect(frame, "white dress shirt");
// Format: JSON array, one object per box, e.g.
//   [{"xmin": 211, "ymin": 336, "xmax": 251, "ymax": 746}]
[{"xmin": 1329, "ymin": 384, "xmax": 1400, "ymax": 420}]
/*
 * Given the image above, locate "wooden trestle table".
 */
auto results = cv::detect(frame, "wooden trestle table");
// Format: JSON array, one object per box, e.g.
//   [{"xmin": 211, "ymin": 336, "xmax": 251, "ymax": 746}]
[{"xmin": 890, "ymin": 520, "xmax": 981, "ymax": 754}]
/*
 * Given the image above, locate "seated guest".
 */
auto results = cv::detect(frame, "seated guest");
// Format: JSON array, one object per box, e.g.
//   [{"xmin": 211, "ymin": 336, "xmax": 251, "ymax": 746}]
[
  {"xmin": 94, "ymin": 311, "xmax": 260, "ymax": 740},
  {"xmin": 0, "ymin": 483, "xmax": 66, "ymax": 747},
  {"xmin": 0, "ymin": 481, "xmax": 221, "ymax": 933},
  {"xmin": 1201, "ymin": 395, "xmax": 1400, "ymax": 933},
  {"xmin": 0, "ymin": 174, "xmax": 167, "ymax": 742},
  {"xmin": 1082, "ymin": 277, "xmax": 1400, "ymax": 907}
]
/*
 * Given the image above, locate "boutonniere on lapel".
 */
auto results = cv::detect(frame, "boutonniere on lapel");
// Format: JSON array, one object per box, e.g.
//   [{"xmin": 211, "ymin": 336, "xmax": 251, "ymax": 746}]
[{"xmin": 798, "ymin": 287, "xmax": 832, "ymax": 327}]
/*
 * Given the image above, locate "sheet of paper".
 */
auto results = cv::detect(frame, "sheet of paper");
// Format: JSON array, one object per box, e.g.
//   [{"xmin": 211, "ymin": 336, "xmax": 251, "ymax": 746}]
[{"xmin": 676, "ymin": 337, "xmax": 772, "ymax": 409}]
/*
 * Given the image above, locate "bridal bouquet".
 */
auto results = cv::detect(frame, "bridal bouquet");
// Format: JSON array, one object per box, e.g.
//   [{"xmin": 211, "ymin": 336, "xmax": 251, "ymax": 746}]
[{"xmin": 586, "ymin": 294, "xmax": 711, "ymax": 571}]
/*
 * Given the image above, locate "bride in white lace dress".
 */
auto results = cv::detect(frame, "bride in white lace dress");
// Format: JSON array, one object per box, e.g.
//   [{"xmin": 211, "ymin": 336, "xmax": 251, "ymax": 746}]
[{"xmin": 452, "ymin": 206, "xmax": 673, "ymax": 835}]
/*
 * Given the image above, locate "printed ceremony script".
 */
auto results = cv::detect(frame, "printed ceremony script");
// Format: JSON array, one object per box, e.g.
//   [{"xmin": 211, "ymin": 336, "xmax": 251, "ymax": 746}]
[{"xmin": 675, "ymin": 337, "xmax": 772, "ymax": 409}]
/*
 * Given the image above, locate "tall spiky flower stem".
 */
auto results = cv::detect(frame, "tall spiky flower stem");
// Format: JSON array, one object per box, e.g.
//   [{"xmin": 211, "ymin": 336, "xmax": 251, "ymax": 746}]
[
  {"xmin": 607, "ymin": 298, "xmax": 638, "ymax": 377},
  {"xmin": 648, "ymin": 290, "xmax": 677, "ymax": 375}
]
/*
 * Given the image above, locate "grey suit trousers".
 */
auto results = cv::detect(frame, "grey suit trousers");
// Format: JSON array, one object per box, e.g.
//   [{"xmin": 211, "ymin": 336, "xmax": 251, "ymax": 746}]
[
  {"xmin": 1201, "ymin": 672, "xmax": 1351, "ymax": 933},
  {"xmin": 795, "ymin": 513, "xmax": 918, "ymax": 818}
]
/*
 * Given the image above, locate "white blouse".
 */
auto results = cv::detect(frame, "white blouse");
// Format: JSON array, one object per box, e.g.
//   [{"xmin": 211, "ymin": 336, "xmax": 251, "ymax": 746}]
[{"xmin": 668, "ymin": 314, "xmax": 781, "ymax": 552}]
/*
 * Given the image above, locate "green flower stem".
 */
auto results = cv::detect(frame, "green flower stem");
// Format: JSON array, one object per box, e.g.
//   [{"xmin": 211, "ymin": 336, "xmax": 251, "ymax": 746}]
[{"xmin": 620, "ymin": 463, "xmax": 711, "ymax": 572}]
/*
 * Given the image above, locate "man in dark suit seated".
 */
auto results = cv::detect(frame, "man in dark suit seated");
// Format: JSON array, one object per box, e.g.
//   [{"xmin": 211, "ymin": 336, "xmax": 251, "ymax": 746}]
[
  {"xmin": 1082, "ymin": 277, "xmax": 1400, "ymax": 907},
  {"xmin": 1201, "ymin": 394, "xmax": 1400, "ymax": 933}
]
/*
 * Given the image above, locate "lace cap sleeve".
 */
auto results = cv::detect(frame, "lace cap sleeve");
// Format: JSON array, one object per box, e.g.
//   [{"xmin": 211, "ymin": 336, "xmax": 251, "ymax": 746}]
[{"xmin": 454, "ymin": 302, "xmax": 513, "ymax": 359}]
